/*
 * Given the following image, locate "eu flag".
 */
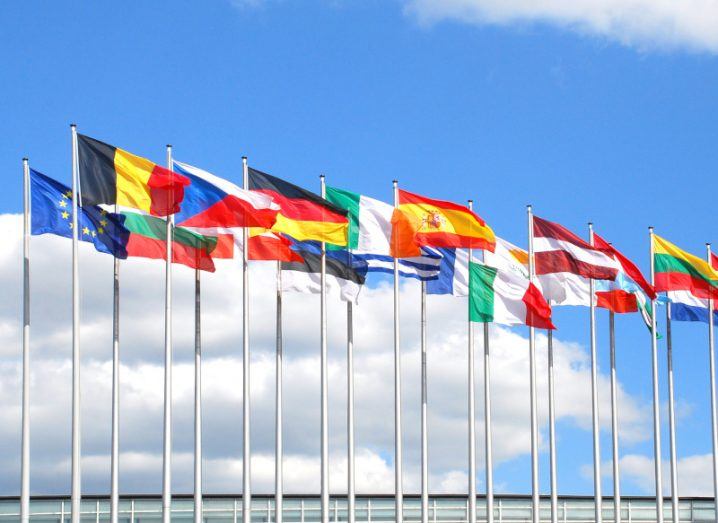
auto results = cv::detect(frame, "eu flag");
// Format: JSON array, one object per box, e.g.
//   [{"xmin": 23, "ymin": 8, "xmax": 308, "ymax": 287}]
[{"xmin": 30, "ymin": 169, "xmax": 130, "ymax": 258}]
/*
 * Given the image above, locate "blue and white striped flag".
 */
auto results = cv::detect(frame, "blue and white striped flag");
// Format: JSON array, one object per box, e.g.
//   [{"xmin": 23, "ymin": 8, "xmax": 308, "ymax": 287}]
[{"xmin": 354, "ymin": 248, "xmax": 441, "ymax": 281}]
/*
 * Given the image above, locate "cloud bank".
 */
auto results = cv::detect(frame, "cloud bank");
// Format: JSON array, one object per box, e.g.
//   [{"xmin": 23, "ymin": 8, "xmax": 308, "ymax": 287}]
[{"xmin": 404, "ymin": 0, "xmax": 718, "ymax": 53}]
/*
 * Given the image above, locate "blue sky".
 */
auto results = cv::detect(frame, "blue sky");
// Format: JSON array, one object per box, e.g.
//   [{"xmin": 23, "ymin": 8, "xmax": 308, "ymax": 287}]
[{"xmin": 1, "ymin": 0, "xmax": 718, "ymax": 498}]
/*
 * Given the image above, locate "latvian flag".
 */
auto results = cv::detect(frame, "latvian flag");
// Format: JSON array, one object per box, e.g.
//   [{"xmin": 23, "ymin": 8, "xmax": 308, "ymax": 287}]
[{"xmin": 533, "ymin": 216, "xmax": 621, "ymax": 306}]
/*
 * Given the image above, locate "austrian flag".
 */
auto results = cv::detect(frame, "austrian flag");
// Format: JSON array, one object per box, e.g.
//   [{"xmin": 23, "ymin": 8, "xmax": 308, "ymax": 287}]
[{"xmin": 533, "ymin": 216, "xmax": 621, "ymax": 306}]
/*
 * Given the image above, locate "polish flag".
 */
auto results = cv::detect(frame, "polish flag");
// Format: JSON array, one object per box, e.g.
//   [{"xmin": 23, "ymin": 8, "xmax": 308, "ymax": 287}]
[{"xmin": 533, "ymin": 215, "xmax": 621, "ymax": 306}]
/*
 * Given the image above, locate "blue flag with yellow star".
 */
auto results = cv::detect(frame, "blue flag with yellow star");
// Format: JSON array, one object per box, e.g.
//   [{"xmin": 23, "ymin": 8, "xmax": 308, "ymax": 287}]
[{"xmin": 30, "ymin": 169, "xmax": 130, "ymax": 258}]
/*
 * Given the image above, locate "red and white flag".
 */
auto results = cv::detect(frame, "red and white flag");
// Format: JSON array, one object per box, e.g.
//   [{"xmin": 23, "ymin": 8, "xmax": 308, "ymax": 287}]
[{"xmin": 533, "ymin": 215, "xmax": 621, "ymax": 306}]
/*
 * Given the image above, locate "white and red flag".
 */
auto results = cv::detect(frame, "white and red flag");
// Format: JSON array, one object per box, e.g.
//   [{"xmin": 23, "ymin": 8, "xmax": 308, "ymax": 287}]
[{"xmin": 533, "ymin": 215, "xmax": 621, "ymax": 306}]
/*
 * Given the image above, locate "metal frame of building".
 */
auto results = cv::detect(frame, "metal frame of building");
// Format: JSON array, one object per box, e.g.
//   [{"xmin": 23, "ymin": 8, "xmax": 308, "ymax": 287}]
[{"xmin": 1, "ymin": 495, "xmax": 715, "ymax": 523}]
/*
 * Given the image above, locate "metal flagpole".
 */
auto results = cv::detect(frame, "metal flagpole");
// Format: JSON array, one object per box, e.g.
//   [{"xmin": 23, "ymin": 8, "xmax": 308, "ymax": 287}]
[
  {"xmin": 393, "ymin": 180, "xmax": 403, "ymax": 523},
  {"xmin": 319, "ymin": 175, "xmax": 329, "ymax": 523},
  {"xmin": 483, "ymin": 321, "xmax": 493, "ymax": 523},
  {"xmin": 162, "ymin": 145, "xmax": 175, "ymax": 523},
  {"xmin": 70, "ymin": 124, "xmax": 82, "ymax": 523},
  {"xmin": 588, "ymin": 223, "xmax": 603, "ymax": 523},
  {"xmin": 609, "ymin": 311, "xmax": 621, "ymax": 523},
  {"xmin": 111, "ymin": 204, "xmax": 121, "ymax": 523},
  {"xmin": 347, "ymin": 299, "xmax": 355, "ymax": 523},
  {"xmin": 648, "ymin": 227, "xmax": 665, "ymax": 523},
  {"xmin": 420, "ymin": 281, "xmax": 428, "ymax": 523},
  {"xmin": 467, "ymin": 200, "xmax": 476, "ymax": 523},
  {"xmin": 21, "ymin": 157, "xmax": 30, "ymax": 523},
  {"xmin": 242, "ymin": 156, "xmax": 251, "ymax": 523},
  {"xmin": 706, "ymin": 243, "xmax": 718, "ymax": 507},
  {"xmin": 276, "ymin": 261, "xmax": 283, "ymax": 523},
  {"xmin": 666, "ymin": 302, "xmax": 679, "ymax": 523},
  {"xmin": 547, "ymin": 327, "xmax": 558, "ymax": 523},
  {"xmin": 526, "ymin": 205, "xmax": 539, "ymax": 523},
  {"xmin": 194, "ymin": 268, "xmax": 202, "ymax": 523}
]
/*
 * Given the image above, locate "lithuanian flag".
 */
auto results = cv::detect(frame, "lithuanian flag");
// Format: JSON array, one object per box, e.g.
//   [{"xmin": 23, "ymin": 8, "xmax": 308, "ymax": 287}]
[
  {"xmin": 653, "ymin": 234, "xmax": 718, "ymax": 299},
  {"xmin": 391, "ymin": 189, "xmax": 495, "ymax": 258},
  {"xmin": 123, "ymin": 212, "xmax": 218, "ymax": 272},
  {"xmin": 78, "ymin": 134, "xmax": 190, "ymax": 217},
  {"xmin": 248, "ymin": 168, "xmax": 348, "ymax": 245}
]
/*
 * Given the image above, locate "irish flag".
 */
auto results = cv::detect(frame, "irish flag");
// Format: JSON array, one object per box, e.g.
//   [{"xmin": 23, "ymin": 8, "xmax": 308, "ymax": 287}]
[{"xmin": 469, "ymin": 261, "xmax": 555, "ymax": 329}]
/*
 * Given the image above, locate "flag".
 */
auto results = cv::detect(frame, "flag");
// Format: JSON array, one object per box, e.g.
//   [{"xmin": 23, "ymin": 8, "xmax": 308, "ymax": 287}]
[
  {"xmin": 667, "ymin": 290, "xmax": 718, "ymax": 326},
  {"xmin": 353, "ymin": 249, "xmax": 441, "ymax": 281},
  {"xmin": 533, "ymin": 216, "xmax": 621, "ymax": 306},
  {"xmin": 248, "ymin": 168, "xmax": 349, "ymax": 245},
  {"xmin": 325, "ymin": 186, "xmax": 393, "ymax": 253},
  {"xmin": 426, "ymin": 248, "xmax": 470, "ymax": 296},
  {"xmin": 280, "ymin": 242, "xmax": 368, "ymax": 303},
  {"xmin": 78, "ymin": 134, "xmax": 190, "ymax": 216},
  {"xmin": 712, "ymin": 252, "xmax": 718, "ymax": 271},
  {"xmin": 246, "ymin": 229, "xmax": 303, "ymax": 262},
  {"xmin": 653, "ymin": 234, "xmax": 718, "ymax": 299},
  {"xmin": 173, "ymin": 161, "xmax": 279, "ymax": 229},
  {"xmin": 391, "ymin": 189, "xmax": 495, "ymax": 257},
  {"xmin": 30, "ymin": 169, "xmax": 129, "ymax": 258},
  {"xmin": 122, "ymin": 212, "xmax": 218, "ymax": 272},
  {"xmin": 470, "ymin": 262, "xmax": 555, "ymax": 329},
  {"xmin": 484, "ymin": 237, "xmax": 529, "ymax": 278}
]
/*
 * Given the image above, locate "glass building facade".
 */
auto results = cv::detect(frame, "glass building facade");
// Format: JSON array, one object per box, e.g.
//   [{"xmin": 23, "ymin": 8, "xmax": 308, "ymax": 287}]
[{"xmin": 1, "ymin": 495, "xmax": 715, "ymax": 523}]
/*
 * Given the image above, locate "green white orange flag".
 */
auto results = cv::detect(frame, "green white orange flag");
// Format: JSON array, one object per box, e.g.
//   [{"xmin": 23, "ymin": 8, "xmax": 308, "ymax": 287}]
[{"xmin": 469, "ymin": 261, "xmax": 555, "ymax": 329}]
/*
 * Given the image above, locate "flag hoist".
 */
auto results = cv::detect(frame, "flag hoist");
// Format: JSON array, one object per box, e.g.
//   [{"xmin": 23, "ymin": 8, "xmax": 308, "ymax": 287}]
[
  {"xmin": 526, "ymin": 205, "xmax": 540, "ymax": 523},
  {"xmin": 70, "ymin": 124, "xmax": 82, "ymax": 523},
  {"xmin": 242, "ymin": 156, "xmax": 251, "ymax": 523},
  {"xmin": 648, "ymin": 227, "xmax": 665, "ymax": 523},
  {"xmin": 21, "ymin": 157, "xmax": 30, "ymax": 523}
]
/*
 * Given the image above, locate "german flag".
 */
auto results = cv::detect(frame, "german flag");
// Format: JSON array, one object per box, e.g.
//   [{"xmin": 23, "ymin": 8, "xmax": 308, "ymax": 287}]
[
  {"xmin": 78, "ymin": 134, "xmax": 190, "ymax": 217},
  {"xmin": 248, "ymin": 167, "xmax": 348, "ymax": 245}
]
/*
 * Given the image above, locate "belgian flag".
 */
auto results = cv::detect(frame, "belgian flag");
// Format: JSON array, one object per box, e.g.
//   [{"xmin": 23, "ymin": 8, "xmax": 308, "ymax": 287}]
[
  {"xmin": 78, "ymin": 134, "xmax": 190, "ymax": 217},
  {"xmin": 248, "ymin": 167, "xmax": 349, "ymax": 246}
]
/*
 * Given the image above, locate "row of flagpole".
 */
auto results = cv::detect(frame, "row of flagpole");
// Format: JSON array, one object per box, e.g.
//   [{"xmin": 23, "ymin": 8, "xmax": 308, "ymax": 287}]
[{"xmin": 17, "ymin": 126, "xmax": 718, "ymax": 523}]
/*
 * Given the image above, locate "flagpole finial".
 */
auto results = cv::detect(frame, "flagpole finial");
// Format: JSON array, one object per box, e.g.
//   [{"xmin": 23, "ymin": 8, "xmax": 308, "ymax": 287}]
[
  {"xmin": 648, "ymin": 226, "xmax": 654, "ymax": 233},
  {"xmin": 320, "ymin": 174, "xmax": 325, "ymax": 181},
  {"xmin": 527, "ymin": 204, "xmax": 532, "ymax": 212},
  {"xmin": 242, "ymin": 156, "xmax": 247, "ymax": 160},
  {"xmin": 468, "ymin": 199, "xmax": 473, "ymax": 204},
  {"xmin": 392, "ymin": 179, "xmax": 398, "ymax": 185},
  {"xmin": 22, "ymin": 157, "xmax": 28, "ymax": 162},
  {"xmin": 70, "ymin": 123, "xmax": 76, "ymax": 129}
]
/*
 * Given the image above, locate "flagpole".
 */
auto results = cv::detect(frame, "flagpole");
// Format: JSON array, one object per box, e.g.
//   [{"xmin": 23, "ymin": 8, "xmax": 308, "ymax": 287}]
[
  {"xmin": 706, "ymin": 243, "xmax": 718, "ymax": 507},
  {"xmin": 648, "ymin": 227, "xmax": 664, "ymax": 523},
  {"xmin": 393, "ymin": 180, "xmax": 403, "ymax": 523},
  {"xmin": 276, "ymin": 261, "xmax": 283, "ymax": 523},
  {"xmin": 467, "ymin": 200, "xmax": 477, "ymax": 523},
  {"xmin": 194, "ymin": 267, "xmax": 202, "ymax": 523},
  {"xmin": 547, "ymin": 327, "xmax": 558, "ymax": 523},
  {"xmin": 346, "ymin": 298, "xmax": 355, "ymax": 523},
  {"xmin": 609, "ymin": 311, "xmax": 621, "ymax": 523},
  {"xmin": 111, "ymin": 205, "xmax": 120, "ymax": 523},
  {"xmin": 21, "ymin": 157, "xmax": 30, "ymax": 523},
  {"xmin": 420, "ymin": 280, "xmax": 428, "ymax": 523},
  {"xmin": 319, "ymin": 174, "xmax": 329, "ymax": 523},
  {"xmin": 665, "ymin": 301, "xmax": 679, "ymax": 523},
  {"xmin": 70, "ymin": 124, "xmax": 82, "ymax": 523},
  {"xmin": 242, "ymin": 156, "xmax": 251, "ymax": 523},
  {"xmin": 162, "ymin": 145, "xmax": 174, "ymax": 523},
  {"xmin": 588, "ymin": 223, "xmax": 603, "ymax": 523},
  {"xmin": 526, "ymin": 205, "xmax": 539, "ymax": 523},
  {"xmin": 483, "ymin": 321, "xmax": 493, "ymax": 523}
]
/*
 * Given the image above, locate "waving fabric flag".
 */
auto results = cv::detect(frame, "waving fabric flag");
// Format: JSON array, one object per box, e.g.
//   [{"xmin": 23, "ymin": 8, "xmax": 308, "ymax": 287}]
[
  {"xmin": 249, "ymin": 168, "xmax": 348, "ymax": 245},
  {"xmin": 78, "ymin": 134, "xmax": 190, "ymax": 216},
  {"xmin": 484, "ymin": 237, "xmax": 529, "ymax": 278},
  {"xmin": 354, "ymin": 249, "xmax": 441, "ymax": 281},
  {"xmin": 245, "ymin": 229, "xmax": 303, "ymax": 262},
  {"xmin": 325, "ymin": 186, "xmax": 393, "ymax": 253},
  {"xmin": 426, "ymin": 248, "xmax": 470, "ymax": 296},
  {"xmin": 391, "ymin": 189, "xmax": 495, "ymax": 258},
  {"xmin": 470, "ymin": 262, "xmax": 555, "ymax": 329},
  {"xmin": 30, "ymin": 169, "xmax": 129, "ymax": 258},
  {"xmin": 280, "ymin": 241, "xmax": 368, "ymax": 303},
  {"xmin": 713, "ymin": 252, "xmax": 718, "ymax": 271},
  {"xmin": 667, "ymin": 290, "xmax": 718, "ymax": 326},
  {"xmin": 533, "ymin": 216, "xmax": 620, "ymax": 306},
  {"xmin": 653, "ymin": 234, "xmax": 718, "ymax": 299}
]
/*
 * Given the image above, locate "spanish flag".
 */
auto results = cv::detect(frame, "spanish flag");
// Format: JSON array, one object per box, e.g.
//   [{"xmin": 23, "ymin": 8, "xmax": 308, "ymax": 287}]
[
  {"xmin": 78, "ymin": 134, "xmax": 190, "ymax": 217},
  {"xmin": 391, "ymin": 189, "xmax": 495, "ymax": 258},
  {"xmin": 248, "ymin": 167, "xmax": 348, "ymax": 245}
]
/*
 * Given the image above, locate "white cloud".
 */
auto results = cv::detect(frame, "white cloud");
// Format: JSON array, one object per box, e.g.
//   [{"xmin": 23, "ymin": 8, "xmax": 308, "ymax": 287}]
[
  {"xmin": 0, "ymin": 214, "xmax": 655, "ymax": 495},
  {"xmin": 404, "ymin": 0, "xmax": 718, "ymax": 53}
]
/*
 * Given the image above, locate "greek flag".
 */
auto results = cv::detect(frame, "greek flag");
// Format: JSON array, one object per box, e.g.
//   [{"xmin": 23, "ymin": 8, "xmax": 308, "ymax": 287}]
[{"xmin": 354, "ymin": 248, "xmax": 441, "ymax": 281}]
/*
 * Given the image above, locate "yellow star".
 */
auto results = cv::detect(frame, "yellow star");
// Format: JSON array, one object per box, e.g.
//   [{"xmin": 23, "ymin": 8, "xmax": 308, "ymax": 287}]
[
  {"xmin": 100, "ymin": 209, "xmax": 107, "ymax": 216},
  {"xmin": 98, "ymin": 227, "xmax": 105, "ymax": 234},
  {"xmin": 100, "ymin": 219, "xmax": 108, "ymax": 227},
  {"xmin": 82, "ymin": 226, "xmax": 90, "ymax": 235},
  {"xmin": 64, "ymin": 190, "xmax": 73, "ymax": 199},
  {"xmin": 58, "ymin": 200, "xmax": 67, "ymax": 208},
  {"xmin": 61, "ymin": 211, "xmax": 69, "ymax": 220}
]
